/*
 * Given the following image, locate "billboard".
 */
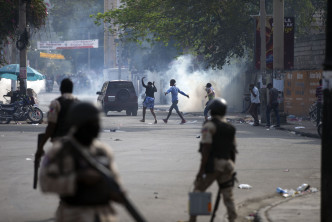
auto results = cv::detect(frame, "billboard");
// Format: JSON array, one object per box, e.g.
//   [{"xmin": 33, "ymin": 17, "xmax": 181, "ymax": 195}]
[
  {"xmin": 37, "ymin": 39, "xmax": 98, "ymax": 50},
  {"xmin": 255, "ymin": 17, "xmax": 294, "ymax": 70}
]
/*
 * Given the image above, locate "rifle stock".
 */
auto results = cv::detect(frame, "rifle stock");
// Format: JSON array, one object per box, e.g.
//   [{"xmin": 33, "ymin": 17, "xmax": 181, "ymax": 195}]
[{"xmin": 34, "ymin": 133, "xmax": 45, "ymax": 189}]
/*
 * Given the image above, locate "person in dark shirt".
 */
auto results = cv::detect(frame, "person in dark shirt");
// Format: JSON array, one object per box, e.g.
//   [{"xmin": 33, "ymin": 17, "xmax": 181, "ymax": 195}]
[
  {"xmin": 140, "ymin": 77, "xmax": 157, "ymax": 123},
  {"xmin": 266, "ymin": 83, "xmax": 280, "ymax": 128}
]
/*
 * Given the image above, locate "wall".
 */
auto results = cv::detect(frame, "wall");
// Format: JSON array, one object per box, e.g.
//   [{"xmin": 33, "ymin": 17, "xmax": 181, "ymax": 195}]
[
  {"xmin": 293, "ymin": 34, "xmax": 325, "ymax": 70},
  {"xmin": 284, "ymin": 70, "xmax": 322, "ymax": 116}
]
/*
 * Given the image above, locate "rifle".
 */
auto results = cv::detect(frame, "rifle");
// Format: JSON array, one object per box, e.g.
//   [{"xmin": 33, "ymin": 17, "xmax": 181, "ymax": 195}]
[
  {"xmin": 33, "ymin": 133, "xmax": 45, "ymax": 189},
  {"xmin": 69, "ymin": 139, "xmax": 147, "ymax": 222}
]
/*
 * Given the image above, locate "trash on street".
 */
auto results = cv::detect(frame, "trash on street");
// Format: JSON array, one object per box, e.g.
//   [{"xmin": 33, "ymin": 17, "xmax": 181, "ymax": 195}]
[{"xmin": 238, "ymin": 184, "xmax": 252, "ymax": 189}]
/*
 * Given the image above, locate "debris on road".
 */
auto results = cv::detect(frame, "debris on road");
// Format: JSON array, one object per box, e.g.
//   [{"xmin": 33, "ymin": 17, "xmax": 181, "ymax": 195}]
[
  {"xmin": 154, "ymin": 192, "xmax": 158, "ymax": 199},
  {"xmin": 238, "ymin": 184, "xmax": 252, "ymax": 189},
  {"xmin": 114, "ymin": 139, "xmax": 122, "ymax": 141},
  {"xmin": 297, "ymin": 183, "xmax": 310, "ymax": 192},
  {"xmin": 295, "ymin": 126, "xmax": 305, "ymax": 129},
  {"xmin": 196, "ymin": 135, "xmax": 200, "ymax": 138},
  {"xmin": 276, "ymin": 184, "xmax": 318, "ymax": 198},
  {"xmin": 283, "ymin": 169, "xmax": 289, "ymax": 172}
]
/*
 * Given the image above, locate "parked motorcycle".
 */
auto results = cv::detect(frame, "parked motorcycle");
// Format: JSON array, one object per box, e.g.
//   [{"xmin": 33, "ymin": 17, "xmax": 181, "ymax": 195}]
[{"xmin": 0, "ymin": 96, "xmax": 43, "ymax": 124}]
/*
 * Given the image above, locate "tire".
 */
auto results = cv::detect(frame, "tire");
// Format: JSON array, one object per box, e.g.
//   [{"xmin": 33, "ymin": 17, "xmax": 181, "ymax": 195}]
[
  {"xmin": 27, "ymin": 107, "xmax": 43, "ymax": 124},
  {"xmin": 131, "ymin": 109, "xmax": 138, "ymax": 116},
  {"xmin": 0, "ymin": 111, "xmax": 11, "ymax": 124},
  {"xmin": 126, "ymin": 110, "xmax": 131, "ymax": 116},
  {"xmin": 317, "ymin": 123, "xmax": 322, "ymax": 138}
]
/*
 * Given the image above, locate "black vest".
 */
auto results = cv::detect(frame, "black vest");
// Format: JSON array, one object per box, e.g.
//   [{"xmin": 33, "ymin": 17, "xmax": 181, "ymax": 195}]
[
  {"xmin": 210, "ymin": 118, "xmax": 236, "ymax": 161},
  {"xmin": 204, "ymin": 118, "xmax": 237, "ymax": 173},
  {"xmin": 51, "ymin": 96, "xmax": 77, "ymax": 139}
]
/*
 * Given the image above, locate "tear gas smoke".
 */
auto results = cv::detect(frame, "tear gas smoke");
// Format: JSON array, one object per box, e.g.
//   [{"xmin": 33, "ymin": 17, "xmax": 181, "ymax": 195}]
[
  {"xmin": 0, "ymin": 79, "xmax": 45, "ymax": 103},
  {"xmin": 153, "ymin": 55, "xmax": 247, "ymax": 112}
]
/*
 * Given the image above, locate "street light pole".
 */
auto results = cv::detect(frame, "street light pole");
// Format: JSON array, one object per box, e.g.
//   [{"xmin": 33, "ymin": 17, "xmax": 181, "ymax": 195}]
[
  {"xmin": 259, "ymin": 0, "xmax": 267, "ymax": 123},
  {"xmin": 18, "ymin": 0, "xmax": 27, "ymax": 96}
]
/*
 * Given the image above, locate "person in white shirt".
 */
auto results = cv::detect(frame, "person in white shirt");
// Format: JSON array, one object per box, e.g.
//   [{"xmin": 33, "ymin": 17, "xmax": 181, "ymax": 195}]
[{"xmin": 249, "ymin": 84, "xmax": 260, "ymax": 126}]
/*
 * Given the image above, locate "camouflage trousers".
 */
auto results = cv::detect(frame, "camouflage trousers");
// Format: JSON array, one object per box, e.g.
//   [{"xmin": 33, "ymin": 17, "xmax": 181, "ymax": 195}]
[{"xmin": 190, "ymin": 159, "xmax": 237, "ymax": 222}]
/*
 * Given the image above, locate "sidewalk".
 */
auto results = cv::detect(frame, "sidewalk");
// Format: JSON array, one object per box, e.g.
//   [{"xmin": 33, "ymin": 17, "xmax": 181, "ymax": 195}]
[
  {"xmin": 258, "ymin": 191, "xmax": 320, "ymax": 222},
  {"xmin": 226, "ymin": 112, "xmax": 320, "ymax": 139}
]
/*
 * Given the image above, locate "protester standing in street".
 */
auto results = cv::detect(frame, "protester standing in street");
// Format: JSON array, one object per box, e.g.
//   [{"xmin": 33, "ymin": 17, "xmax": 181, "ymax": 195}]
[
  {"xmin": 163, "ymin": 79, "xmax": 189, "ymax": 124},
  {"xmin": 35, "ymin": 78, "xmax": 78, "ymax": 160},
  {"xmin": 315, "ymin": 79, "xmax": 323, "ymax": 126},
  {"xmin": 249, "ymin": 84, "xmax": 260, "ymax": 126},
  {"xmin": 189, "ymin": 98, "xmax": 237, "ymax": 222},
  {"xmin": 40, "ymin": 102, "xmax": 126, "ymax": 222},
  {"xmin": 203, "ymin": 83, "xmax": 215, "ymax": 121},
  {"xmin": 266, "ymin": 83, "xmax": 280, "ymax": 128},
  {"xmin": 140, "ymin": 77, "xmax": 157, "ymax": 124}
]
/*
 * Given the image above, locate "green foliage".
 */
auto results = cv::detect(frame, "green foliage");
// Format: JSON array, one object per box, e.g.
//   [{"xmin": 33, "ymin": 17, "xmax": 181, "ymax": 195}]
[
  {"xmin": 92, "ymin": 0, "xmax": 327, "ymax": 69},
  {"xmin": 0, "ymin": 0, "xmax": 47, "ymax": 66}
]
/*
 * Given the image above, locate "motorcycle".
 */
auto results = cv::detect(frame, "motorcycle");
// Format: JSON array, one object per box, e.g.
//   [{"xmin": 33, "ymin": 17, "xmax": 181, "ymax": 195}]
[{"xmin": 0, "ymin": 96, "xmax": 43, "ymax": 124}]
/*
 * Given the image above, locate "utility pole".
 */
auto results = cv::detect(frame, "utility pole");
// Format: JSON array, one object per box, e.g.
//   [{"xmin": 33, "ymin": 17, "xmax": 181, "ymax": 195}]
[
  {"xmin": 10, "ymin": 40, "xmax": 17, "ymax": 92},
  {"xmin": 88, "ymin": 31, "xmax": 90, "ymax": 71},
  {"xmin": 260, "ymin": 0, "xmax": 267, "ymax": 123},
  {"xmin": 321, "ymin": 0, "xmax": 332, "ymax": 221},
  {"xmin": 272, "ymin": 0, "xmax": 284, "ymax": 120},
  {"xmin": 18, "ymin": 0, "xmax": 27, "ymax": 96},
  {"xmin": 273, "ymin": 0, "xmax": 284, "ymax": 73},
  {"xmin": 104, "ymin": 0, "xmax": 117, "ymax": 69}
]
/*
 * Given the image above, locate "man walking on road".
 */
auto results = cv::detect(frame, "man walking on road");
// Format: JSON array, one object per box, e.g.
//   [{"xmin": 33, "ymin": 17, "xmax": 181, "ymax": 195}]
[
  {"xmin": 35, "ymin": 78, "xmax": 78, "ymax": 160},
  {"xmin": 189, "ymin": 98, "xmax": 237, "ymax": 222},
  {"xmin": 163, "ymin": 79, "xmax": 189, "ymax": 124},
  {"xmin": 204, "ymin": 83, "xmax": 215, "ymax": 121},
  {"xmin": 266, "ymin": 83, "xmax": 280, "ymax": 128},
  {"xmin": 249, "ymin": 84, "xmax": 260, "ymax": 126},
  {"xmin": 140, "ymin": 77, "xmax": 157, "ymax": 124},
  {"xmin": 40, "ymin": 102, "xmax": 126, "ymax": 222}
]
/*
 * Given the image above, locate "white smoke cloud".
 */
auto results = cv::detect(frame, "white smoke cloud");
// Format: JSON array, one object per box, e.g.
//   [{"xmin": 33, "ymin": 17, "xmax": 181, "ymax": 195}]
[
  {"xmin": 160, "ymin": 55, "xmax": 247, "ymax": 112},
  {"xmin": 0, "ymin": 79, "xmax": 45, "ymax": 103}
]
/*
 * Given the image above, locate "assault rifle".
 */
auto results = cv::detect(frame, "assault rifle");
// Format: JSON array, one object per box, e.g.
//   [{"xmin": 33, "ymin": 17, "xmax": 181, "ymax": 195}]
[{"xmin": 33, "ymin": 133, "xmax": 45, "ymax": 189}]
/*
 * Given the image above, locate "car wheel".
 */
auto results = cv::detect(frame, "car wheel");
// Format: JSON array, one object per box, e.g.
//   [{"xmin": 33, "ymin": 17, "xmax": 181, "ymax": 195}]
[
  {"xmin": 131, "ymin": 109, "xmax": 138, "ymax": 116},
  {"xmin": 126, "ymin": 110, "xmax": 131, "ymax": 116}
]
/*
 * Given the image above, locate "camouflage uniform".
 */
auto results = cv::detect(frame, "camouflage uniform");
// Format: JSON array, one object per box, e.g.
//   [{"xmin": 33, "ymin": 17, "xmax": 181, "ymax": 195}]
[
  {"xmin": 190, "ymin": 116, "xmax": 237, "ymax": 222},
  {"xmin": 40, "ymin": 135, "xmax": 121, "ymax": 222}
]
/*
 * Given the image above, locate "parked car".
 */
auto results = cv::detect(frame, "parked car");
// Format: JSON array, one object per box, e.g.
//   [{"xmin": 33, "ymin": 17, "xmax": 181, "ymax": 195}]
[{"xmin": 96, "ymin": 80, "xmax": 138, "ymax": 116}]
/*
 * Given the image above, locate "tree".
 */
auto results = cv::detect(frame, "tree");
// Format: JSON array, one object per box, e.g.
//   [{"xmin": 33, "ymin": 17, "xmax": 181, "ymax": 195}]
[
  {"xmin": 0, "ymin": 0, "xmax": 47, "ymax": 66},
  {"xmin": 92, "ymin": 0, "xmax": 326, "ymax": 69},
  {"xmin": 46, "ymin": 0, "xmax": 104, "ymax": 72}
]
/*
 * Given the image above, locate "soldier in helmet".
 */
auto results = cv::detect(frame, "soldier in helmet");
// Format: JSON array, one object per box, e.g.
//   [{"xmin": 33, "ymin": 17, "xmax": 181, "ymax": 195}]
[
  {"xmin": 189, "ymin": 98, "xmax": 238, "ymax": 222},
  {"xmin": 39, "ymin": 102, "xmax": 125, "ymax": 222}
]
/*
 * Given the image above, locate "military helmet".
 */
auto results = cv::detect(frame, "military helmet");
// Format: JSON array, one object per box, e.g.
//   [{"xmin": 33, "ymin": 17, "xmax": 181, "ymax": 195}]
[
  {"xmin": 67, "ymin": 102, "xmax": 100, "ymax": 127},
  {"xmin": 208, "ymin": 98, "xmax": 227, "ymax": 117}
]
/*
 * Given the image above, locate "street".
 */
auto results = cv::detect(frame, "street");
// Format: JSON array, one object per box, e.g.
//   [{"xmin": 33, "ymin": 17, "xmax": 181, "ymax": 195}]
[{"xmin": 0, "ymin": 91, "xmax": 321, "ymax": 222}]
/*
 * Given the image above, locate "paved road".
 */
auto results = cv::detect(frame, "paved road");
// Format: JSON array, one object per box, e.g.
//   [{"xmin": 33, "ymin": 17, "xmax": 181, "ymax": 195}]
[{"xmin": 0, "ymin": 91, "xmax": 321, "ymax": 222}]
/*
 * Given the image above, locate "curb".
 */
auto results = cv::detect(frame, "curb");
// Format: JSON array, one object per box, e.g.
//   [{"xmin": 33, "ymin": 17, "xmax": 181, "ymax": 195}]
[{"xmin": 276, "ymin": 126, "xmax": 320, "ymax": 139}]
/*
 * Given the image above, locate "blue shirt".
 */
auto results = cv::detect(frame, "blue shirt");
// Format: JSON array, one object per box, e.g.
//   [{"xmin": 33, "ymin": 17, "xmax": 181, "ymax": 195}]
[{"xmin": 166, "ymin": 86, "xmax": 188, "ymax": 102}]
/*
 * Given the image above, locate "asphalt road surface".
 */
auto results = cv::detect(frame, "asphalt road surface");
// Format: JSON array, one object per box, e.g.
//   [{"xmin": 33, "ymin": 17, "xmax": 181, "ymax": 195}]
[{"xmin": 0, "ymin": 91, "xmax": 321, "ymax": 222}]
